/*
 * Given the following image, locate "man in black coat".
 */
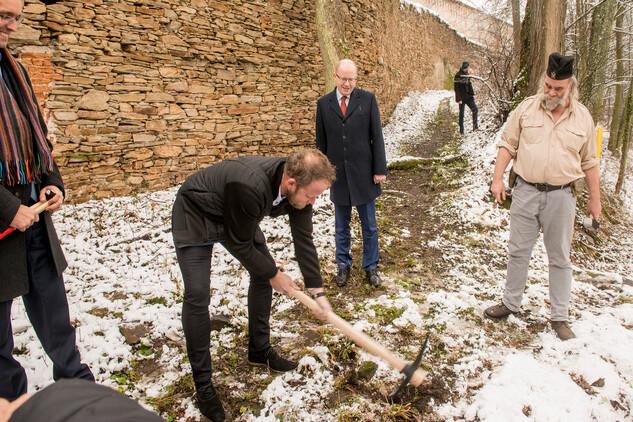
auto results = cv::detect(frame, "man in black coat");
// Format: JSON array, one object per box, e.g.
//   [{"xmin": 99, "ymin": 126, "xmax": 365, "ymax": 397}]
[
  {"xmin": 171, "ymin": 149, "xmax": 336, "ymax": 422},
  {"xmin": 454, "ymin": 60, "xmax": 478, "ymax": 134},
  {"xmin": 0, "ymin": 0, "xmax": 94, "ymax": 401},
  {"xmin": 315, "ymin": 58, "xmax": 387, "ymax": 288}
]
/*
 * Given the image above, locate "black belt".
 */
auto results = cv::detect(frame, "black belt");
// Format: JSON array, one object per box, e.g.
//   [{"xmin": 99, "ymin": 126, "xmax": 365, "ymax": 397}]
[{"xmin": 519, "ymin": 176, "xmax": 571, "ymax": 192}]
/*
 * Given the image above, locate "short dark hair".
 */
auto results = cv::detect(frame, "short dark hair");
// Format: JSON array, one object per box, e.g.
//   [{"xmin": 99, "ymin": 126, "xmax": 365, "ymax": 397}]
[{"xmin": 285, "ymin": 149, "xmax": 336, "ymax": 189}]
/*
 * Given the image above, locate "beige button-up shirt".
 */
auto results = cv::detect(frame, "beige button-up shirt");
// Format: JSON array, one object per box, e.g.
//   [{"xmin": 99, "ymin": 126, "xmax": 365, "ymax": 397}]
[{"xmin": 498, "ymin": 94, "xmax": 598, "ymax": 186}]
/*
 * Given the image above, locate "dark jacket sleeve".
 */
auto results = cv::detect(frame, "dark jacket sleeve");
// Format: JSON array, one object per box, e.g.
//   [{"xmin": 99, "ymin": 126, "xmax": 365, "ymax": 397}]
[
  {"xmin": 288, "ymin": 205, "xmax": 323, "ymax": 288},
  {"xmin": 454, "ymin": 72, "xmax": 464, "ymax": 102},
  {"xmin": 369, "ymin": 93, "xmax": 387, "ymax": 176},
  {"xmin": 315, "ymin": 99, "xmax": 327, "ymax": 154},
  {"xmin": 223, "ymin": 182, "xmax": 278, "ymax": 279},
  {"xmin": 0, "ymin": 185, "xmax": 21, "ymax": 231}
]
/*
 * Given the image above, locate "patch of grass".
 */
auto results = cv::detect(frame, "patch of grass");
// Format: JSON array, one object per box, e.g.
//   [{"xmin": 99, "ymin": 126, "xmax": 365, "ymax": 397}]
[
  {"xmin": 394, "ymin": 277, "xmax": 422, "ymax": 289},
  {"xmin": 110, "ymin": 365, "xmax": 139, "ymax": 391},
  {"xmin": 145, "ymin": 374, "xmax": 194, "ymax": 421},
  {"xmin": 370, "ymin": 304, "xmax": 405, "ymax": 325},
  {"xmin": 318, "ymin": 327, "xmax": 357, "ymax": 361},
  {"xmin": 146, "ymin": 296, "xmax": 168, "ymax": 306},
  {"xmin": 379, "ymin": 402, "xmax": 420, "ymax": 421}
]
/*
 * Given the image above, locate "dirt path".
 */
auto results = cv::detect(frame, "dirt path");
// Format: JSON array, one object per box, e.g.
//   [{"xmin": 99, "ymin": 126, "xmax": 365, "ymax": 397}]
[{"xmin": 379, "ymin": 98, "xmax": 465, "ymax": 289}]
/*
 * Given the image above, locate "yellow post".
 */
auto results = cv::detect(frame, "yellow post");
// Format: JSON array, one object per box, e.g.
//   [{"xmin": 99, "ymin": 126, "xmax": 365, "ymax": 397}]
[{"xmin": 597, "ymin": 126, "xmax": 603, "ymax": 159}]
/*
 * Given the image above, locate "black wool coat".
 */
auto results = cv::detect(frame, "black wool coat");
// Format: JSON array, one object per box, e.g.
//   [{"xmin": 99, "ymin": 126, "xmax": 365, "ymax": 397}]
[
  {"xmin": 454, "ymin": 68, "xmax": 475, "ymax": 103},
  {"xmin": 315, "ymin": 87, "xmax": 387, "ymax": 206},
  {"xmin": 171, "ymin": 156, "xmax": 324, "ymax": 288}
]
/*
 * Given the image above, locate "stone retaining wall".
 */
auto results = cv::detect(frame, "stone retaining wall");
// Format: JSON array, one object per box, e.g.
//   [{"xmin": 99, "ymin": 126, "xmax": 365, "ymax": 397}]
[{"xmin": 11, "ymin": 0, "xmax": 477, "ymax": 201}]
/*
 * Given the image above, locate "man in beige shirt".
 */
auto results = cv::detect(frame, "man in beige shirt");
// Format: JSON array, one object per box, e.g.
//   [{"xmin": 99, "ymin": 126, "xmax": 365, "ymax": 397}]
[{"xmin": 485, "ymin": 52, "xmax": 601, "ymax": 340}]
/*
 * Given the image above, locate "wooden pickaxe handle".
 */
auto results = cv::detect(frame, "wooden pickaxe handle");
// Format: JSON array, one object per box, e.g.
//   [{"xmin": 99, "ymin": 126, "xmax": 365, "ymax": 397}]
[
  {"xmin": 0, "ymin": 190, "xmax": 55, "ymax": 241},
  {"xmin": 289, "ymin": 289, "xmax": 427, "ymax": 387}
]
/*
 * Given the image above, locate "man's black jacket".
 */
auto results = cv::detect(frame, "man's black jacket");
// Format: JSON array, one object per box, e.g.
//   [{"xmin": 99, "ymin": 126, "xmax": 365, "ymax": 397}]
[
  {"xmin": 454, "ymin": 68, "xmax": 475, "ymax": 103},
  {"xmin": 171, "ymin": 156, "xmax": 323, "ymax": 288}
]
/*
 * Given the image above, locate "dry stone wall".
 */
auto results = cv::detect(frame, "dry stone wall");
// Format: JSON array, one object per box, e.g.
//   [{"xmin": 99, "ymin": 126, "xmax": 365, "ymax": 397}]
[{"xmin": 12, "ymin": 0, "xmax": 477, "ymax": 201}]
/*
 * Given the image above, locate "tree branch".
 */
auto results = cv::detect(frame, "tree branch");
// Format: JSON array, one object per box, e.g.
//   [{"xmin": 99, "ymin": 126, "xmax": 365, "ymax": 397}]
[{"xmin": 565, "ymin": 0, "xmax": 610, "ymax": 33}]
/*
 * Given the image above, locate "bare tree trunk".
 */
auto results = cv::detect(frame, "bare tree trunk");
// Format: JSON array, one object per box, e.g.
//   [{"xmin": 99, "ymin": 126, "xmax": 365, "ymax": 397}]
[
  {"xmin": 510, "ymin": 0, "xmax": 522, "ymax": 73},
  {"xmin": 609, "ymin": 5, "xmax": 626, "ymax": 153},
  {"xmin": 519, "ymin": 0, "xmax": 567, "ymax": 97},
  {"xmin": 615, "ymin": 77, "xmax": 633, "ymax": 195},
  {"xmin": 580, "ymin": 0, "xmax": 618, "ymax": 120},
  {"xmin": 576, "ymin": 0, "xmax": 589, "ymax": 83}
]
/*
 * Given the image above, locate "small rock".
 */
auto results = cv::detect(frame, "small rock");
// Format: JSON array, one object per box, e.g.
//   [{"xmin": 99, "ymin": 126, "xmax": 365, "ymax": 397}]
[
  {"xmin": 119, "ymin": 323, "xmax": 149, "ymax": 345},
  {"xmin": 357, "ymin": 361, "xmax": 378, "ymax": 381},
  {"xmin": 210, "ymin": 314, "xmax": 231, "ymax": 331},
  {"xmin": 90, "ymin": 307, "xmax": 109, "ymax": 317},
  {"xmin": 591, "ymin": 378, "xmax": 605, "ymax": 387}
]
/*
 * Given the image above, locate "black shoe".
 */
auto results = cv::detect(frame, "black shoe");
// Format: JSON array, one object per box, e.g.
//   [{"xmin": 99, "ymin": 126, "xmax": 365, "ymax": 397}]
[
  {"xmin": 195, "ymin": 381, "xmax": 225, "ymax": 422},
  {"xmin": 366, "ymin": 269, "xmax": 381, "ymax": 287},
  {"xmin": 336, "ymin": 267, "xmax": 351, "ymax": 287},
  {"xmin": 248, "ymin": 347, "xmax": 298, "ymax": 373}
]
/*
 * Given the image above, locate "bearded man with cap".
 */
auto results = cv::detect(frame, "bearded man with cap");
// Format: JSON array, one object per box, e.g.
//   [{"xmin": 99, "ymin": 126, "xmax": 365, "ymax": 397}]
[
  {"xmin": 484, "ymin": 52, "xmax": 601, "ymax": 340},
  {"xmin": 454, "ymin": 60, "xmax": 478, "ymax": 134}
]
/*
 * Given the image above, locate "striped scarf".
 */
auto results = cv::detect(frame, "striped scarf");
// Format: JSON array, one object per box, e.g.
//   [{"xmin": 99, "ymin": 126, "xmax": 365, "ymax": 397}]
[{"xmin": 0, "ymin": 47, "xmax": 53, "ymax": 186}]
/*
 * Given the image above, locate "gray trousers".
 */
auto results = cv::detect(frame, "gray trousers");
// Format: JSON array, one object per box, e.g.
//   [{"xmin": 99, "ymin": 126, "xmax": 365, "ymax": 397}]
[{"xmin": 502, "ymin": 178, "xmax": 576, "ymax": 321}]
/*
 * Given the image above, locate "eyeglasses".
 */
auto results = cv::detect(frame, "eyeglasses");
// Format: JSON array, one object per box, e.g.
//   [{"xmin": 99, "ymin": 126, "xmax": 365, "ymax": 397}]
[
  {"xmin": 0, "ymin": 15, "xmax": 24, "ymax": 26},
  {"xmin": 335, "ymin": 73, "xmax": 357, "ymax": 84}
]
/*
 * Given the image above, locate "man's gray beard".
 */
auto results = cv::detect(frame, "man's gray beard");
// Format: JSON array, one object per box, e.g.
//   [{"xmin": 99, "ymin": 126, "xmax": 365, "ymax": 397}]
[{"xmin": 540, "ymin": 89, "xmax": 569, "ymax": 111}]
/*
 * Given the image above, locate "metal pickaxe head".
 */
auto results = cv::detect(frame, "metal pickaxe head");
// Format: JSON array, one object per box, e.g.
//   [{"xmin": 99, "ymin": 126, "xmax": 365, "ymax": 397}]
[{"xmin": 388, "ymin": 332, "xmax": 430, "ymax": 399}]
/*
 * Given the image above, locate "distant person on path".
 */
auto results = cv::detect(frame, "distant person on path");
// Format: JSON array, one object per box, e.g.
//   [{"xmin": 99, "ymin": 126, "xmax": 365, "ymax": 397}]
[
  {"xmin": 0, "ymin": 0, "xmax": 94, "ymax": 401},
  {"xmin": 171, "ymin": 149, "xmax": 336, "ymax": 422},
  {"xmin": 315, "ymin": 58, "xmax": 387, "ymax": 289},
  {"xmin": 0, "ymin": 379, "xmax": 165, "ymax": 422},
  {"xmin": 454, "ymin": 61, "xmax": 478, "ymax": 134},
  {"xmin": 486, "ymin": 52, "xmax": 601, "ymax": 341}
]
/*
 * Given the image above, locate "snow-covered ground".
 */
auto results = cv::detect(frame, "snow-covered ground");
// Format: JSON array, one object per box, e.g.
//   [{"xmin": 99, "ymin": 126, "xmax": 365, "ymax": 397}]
[{"xmin": 10, "ymin": 90, "xmax": 633, "ymax": 421}]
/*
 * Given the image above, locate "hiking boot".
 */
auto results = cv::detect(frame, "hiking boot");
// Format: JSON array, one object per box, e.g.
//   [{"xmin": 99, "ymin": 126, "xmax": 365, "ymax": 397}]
[
  {"xmin": 366, "ymin": 269, "xmax": 382, "ymax": 287},
  {"xmin": 484, "ymin": 302, "xmax": 516, "ymax": 320},
  {"xmin": 248, "ymin": 347, "xmax": 298, "ymax": 373},
  {"xmin": 195, "ymin": 381, "xmax": 225, "ymax": 422},
  {"xmin": 551, "ymin": 321, "xmax": 575, "ymax": 340},
  {"xmin": 336, "ymin": 267, "xmax": 351, "ymax": 287}
]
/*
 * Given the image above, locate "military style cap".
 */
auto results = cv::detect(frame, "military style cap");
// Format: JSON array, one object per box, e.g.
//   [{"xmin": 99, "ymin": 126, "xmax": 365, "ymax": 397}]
[
  {"xmin": 462, "ymin": 61, "xmax": 469, "ymax": 69},
  {"xmin": 547, "ymin": 52, "xmax": 574, "ymax": 80}
]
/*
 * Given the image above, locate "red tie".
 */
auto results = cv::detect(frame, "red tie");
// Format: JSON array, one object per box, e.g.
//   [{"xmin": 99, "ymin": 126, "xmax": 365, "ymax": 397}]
[{"xmin": 340, "ymin": 96, "xmax": 347, "ymax": 115}]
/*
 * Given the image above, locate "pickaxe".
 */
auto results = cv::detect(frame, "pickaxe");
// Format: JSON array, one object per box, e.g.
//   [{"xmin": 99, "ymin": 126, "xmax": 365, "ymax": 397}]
[
  {"xmin": 289, "ymin": 288, "xmax": 430, "ymax": 398},
  {"xmin": 0, "ymin": 190, "xmax": 55, "ymax": 241}
]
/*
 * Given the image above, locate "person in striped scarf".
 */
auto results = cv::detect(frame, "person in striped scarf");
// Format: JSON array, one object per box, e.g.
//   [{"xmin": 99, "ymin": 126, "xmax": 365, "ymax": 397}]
[{"xmin": 0, "ymin": 0, "xmax": 94, "ymax": 401}]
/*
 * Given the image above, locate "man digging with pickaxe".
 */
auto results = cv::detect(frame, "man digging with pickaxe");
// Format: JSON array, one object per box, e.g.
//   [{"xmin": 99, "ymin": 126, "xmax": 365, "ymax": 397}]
[{"xmin": 171, "ymin": 149, "xmax": 337, "ymax": 421}]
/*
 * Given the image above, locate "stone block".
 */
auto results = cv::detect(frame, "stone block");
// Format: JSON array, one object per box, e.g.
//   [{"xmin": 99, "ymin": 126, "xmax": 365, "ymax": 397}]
[
  {"xmin": 77, "ymin": 90, "xmax": 110, "ymax": 111},
  {"xmin": 146, "ymin": 92, "xmax": 176, "ymax": 102},
  {"xmin": 228, "ymin": 105, "xmax": 259, "ymax": 115},
  {"xmin": 53, "ymin": 111, "xmax": 78, "ymax": 121},
  {"xmin": 154, "ymin": 144, "xmax": 183, "ymax": 158},
  {"xmin": 77, "ymin": 111, "xmax": 110, "ymax": 120}
]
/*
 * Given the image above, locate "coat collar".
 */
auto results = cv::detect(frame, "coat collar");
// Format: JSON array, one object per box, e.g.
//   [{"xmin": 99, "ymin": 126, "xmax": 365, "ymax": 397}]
[{"xmin": 328, "ymin": 88, "xmax": 360, "ymax": 120}]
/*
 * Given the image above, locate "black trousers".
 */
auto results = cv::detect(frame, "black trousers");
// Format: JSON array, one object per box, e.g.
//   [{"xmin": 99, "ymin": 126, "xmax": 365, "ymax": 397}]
[
  {"xmin": 459, "ymin": 97, "xmax": 478, "ymax": 133},
  {"xmin": 176, "ymin": 241, "xmax": 275, "ymax": 384},
  {"xmin": 0, "ymin": 220, "xmax": 94, "ymax": 400}
]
